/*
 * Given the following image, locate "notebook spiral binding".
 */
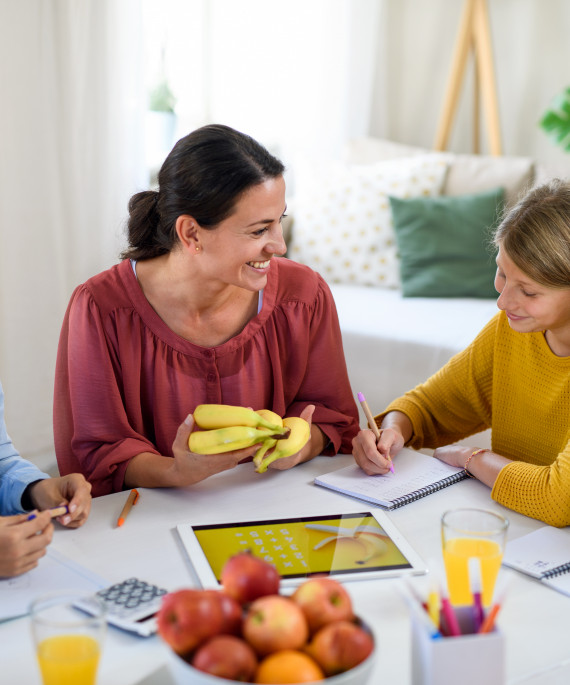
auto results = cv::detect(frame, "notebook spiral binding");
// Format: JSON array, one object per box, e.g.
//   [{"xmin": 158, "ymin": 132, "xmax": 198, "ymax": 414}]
[
  {"xmin": 543, "ymin": 562, "xmax": 570, "ymax": 578},
  {"xmin": 390, "ymin": 471, "xmax": 469, "ymax": 509}
]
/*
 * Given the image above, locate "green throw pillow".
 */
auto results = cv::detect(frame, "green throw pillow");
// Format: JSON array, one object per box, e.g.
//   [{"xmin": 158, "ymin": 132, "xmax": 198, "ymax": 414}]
[{"xmin": 389, "ymin": 187, "xmax": 504, "ymax": 298}]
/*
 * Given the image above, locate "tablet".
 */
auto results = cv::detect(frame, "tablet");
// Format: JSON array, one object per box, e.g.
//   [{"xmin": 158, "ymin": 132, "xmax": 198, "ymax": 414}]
[{"xmin": 176, "ymin": 510, "xmax": 427, "ymax": 588}]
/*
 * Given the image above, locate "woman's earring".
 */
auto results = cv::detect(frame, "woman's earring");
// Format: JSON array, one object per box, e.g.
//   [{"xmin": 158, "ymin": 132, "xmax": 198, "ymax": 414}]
[{"xmin": 195, "ymin": 246, "xmax": 200, "ymax": 253}]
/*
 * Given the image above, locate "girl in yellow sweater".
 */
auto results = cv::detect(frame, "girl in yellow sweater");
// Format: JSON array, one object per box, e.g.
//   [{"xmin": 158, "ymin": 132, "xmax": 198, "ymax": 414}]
[{"xmin": 352, "ymin": 180, "xmax": 570, "ymax": 527}]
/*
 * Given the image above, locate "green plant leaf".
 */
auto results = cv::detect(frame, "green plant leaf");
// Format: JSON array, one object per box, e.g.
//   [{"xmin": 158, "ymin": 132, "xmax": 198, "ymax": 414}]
[
  {"xmin": 148, "ymin": 80, "xmax": 177, "ymax": 113},
  {"xmin": 539, "ymin": 87, "xmax": 570, "ymax": 152}
]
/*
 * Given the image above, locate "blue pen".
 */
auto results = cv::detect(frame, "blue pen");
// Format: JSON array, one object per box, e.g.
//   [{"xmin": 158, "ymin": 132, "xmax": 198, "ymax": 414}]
[{"xmin": 27, "ymin": 505, "xmax": 69, "ymax": 521}]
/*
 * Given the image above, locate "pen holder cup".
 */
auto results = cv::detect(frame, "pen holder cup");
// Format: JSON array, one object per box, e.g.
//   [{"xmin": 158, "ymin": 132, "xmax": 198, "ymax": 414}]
[{"xmin": 411, "ymin": 607, "xmax": 505, "ymax": 685}]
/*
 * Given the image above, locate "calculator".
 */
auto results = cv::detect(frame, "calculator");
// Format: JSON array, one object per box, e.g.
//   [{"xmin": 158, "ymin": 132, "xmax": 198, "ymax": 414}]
[{"xmin": 74, "ymin": 578, "xmax": 168, "ymax": 636}]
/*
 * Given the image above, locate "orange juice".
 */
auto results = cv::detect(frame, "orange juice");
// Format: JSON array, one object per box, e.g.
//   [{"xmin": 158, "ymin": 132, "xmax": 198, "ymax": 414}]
[
  {"xmin": 37, "ymin": 634, "xmax": 100, "ymax": 685},
  {"xmin": 442, "ymin": 536, "xmax": 503, "ymax": 606}
]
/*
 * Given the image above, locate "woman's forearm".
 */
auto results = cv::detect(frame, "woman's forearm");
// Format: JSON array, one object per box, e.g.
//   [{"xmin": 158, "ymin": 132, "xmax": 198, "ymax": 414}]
[
  {"xmin": 305, "ymin": 424, "xmax": 327, "ymax": 461},
  {"xmin": 123, "ymin": 445, "xmax": 256, "ymax": 489},
  {"xmin": 123, "ymin": 451, "xmax": 229, "ymax": 489},
  {"xmin": 462, "ymin": 448, "xmax": 511, "ymax": 487},
  {"xmin": 379, "ymin": 411, "xmax": 413, "ymax": 444},
  {"xmin": 123, "ymin": 452, "xmax": 178, "ymax": 489}
]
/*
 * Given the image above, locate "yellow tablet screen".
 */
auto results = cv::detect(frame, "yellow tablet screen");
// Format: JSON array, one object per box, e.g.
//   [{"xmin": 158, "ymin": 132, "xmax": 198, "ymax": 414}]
[{"xmin": 192, "ymin": 512, "xmax": 412, "ymax": 581}]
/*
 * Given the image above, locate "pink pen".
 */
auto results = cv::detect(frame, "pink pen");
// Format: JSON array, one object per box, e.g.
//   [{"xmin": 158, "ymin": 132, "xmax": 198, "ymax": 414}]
[
  {"xmin": 437, "ymin": 572, "xmax": 461, "ymax": 637},
  {"xmin": 468, "ymin": 558, "xmax": 484, "ymax": 632},
  {"xmin": 357, "ymin": 392, "xmax": 395, "ymax": 473}
]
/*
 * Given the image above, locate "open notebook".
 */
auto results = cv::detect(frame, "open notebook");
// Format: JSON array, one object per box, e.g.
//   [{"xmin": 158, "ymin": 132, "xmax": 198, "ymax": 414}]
[
  {"xmin": 0, "ymin": 549, "xmax": 106, "ymax": 622},
  {"xmin": 502, "ymin": 526, "xmax": 570, "ymax": 597},
  {"xmin": 314, "ymin": 448, "xmax": 468, "ymax": 510}
]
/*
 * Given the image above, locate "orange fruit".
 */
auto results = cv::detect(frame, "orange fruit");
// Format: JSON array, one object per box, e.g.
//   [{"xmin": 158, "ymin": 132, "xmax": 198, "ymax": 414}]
[{"xmin": 254, "ymin": 649, "xmax": 325, "ymax": 683}]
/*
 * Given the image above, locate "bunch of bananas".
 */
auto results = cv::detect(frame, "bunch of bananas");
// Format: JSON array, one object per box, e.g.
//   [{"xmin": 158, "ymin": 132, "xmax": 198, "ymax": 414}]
[{"xmin": 188, "ymin": 404, "xmax": 311, "ymax": 473}]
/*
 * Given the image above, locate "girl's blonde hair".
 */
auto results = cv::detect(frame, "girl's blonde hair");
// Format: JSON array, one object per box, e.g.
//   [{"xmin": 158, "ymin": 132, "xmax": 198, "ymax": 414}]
[{"xmin": 494, "ymin": 179, "xmax": 570, "ymax": 288}]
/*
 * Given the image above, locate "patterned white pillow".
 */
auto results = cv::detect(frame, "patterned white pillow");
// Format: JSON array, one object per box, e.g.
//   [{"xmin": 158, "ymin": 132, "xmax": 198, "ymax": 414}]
[{"xmin": 288, "ymin": 155, "xmax": 448, "ymax": 288}]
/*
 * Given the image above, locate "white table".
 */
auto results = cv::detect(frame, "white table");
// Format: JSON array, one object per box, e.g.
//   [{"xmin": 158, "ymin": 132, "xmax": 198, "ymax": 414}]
[{"xmin": 2, "ymin": 454, "xmax": 569, "ymax": 684}]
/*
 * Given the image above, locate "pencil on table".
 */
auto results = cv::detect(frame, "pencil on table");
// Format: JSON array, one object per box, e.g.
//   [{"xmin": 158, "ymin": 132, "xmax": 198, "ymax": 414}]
[{"xmin": 117, "ymin": 489, "xmax": 140, "ymax": 527}]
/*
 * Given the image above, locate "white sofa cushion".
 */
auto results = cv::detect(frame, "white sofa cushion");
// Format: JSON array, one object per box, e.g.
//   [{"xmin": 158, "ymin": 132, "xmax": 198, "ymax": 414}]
[
  {"xmin": 287, "ymin": 154, "xmax": 448, "ymax": 288},
  {"xmin": 345, "ymin": 137, "xmax": 535, "ymax": 208}
]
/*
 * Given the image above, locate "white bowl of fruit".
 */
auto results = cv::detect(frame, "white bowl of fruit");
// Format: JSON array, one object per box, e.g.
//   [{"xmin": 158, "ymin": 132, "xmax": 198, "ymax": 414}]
[{"xmin": 158, "ymin": 552, "xmax": 376, "ymax": 684}]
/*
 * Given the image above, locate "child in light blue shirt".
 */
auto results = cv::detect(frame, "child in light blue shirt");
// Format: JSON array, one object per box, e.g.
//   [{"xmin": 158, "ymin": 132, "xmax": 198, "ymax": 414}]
[{"xmin": 0, "ymin": 379, "xmax": 91, "ymax": 576}]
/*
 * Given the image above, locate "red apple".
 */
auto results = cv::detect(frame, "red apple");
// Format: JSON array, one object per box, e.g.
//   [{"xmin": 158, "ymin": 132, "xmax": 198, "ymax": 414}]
[
  {"xmin": 306, "ymin": 620, "xmax": 374, "ymax": 676},
  {"xmin": 221, "ymin": 551, "xmax": 280, "ymax": 605},
  {"xmin": 192, "ymin": 635, "xmax": 258, "ymax": 681},
  {"xmin": 157, "ymin": 589, "xmax": 224, "ymax": 655},
  {"xmin": 292, "ymin": 577, "xmax": 354, "ymax": 633},
  {"xmin": 243, "ymin": 594, "xmax": 309, "ymax": 656},
  {"xmin": 203, "ymin": 589, "xmax": 243, "ymax": 635}
]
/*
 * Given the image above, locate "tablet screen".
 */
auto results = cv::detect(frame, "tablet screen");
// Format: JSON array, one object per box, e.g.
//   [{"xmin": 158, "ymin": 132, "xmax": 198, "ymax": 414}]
[{"xmin": 177, "ymin": 511, "xmax": 426, "ymax": 586}]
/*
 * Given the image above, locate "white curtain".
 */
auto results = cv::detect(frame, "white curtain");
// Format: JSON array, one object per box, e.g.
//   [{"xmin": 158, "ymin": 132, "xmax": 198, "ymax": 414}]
[
  {"xmin": 151, "ymin": 0, "xmax": 384, "ymax": 187},
  {"xmin": 205, "ymin": 0, "xmax": 382, "ymax": 168},
  {"xmin": 0, "ymin": 0, "xmax": 145, "ymax": 459}
]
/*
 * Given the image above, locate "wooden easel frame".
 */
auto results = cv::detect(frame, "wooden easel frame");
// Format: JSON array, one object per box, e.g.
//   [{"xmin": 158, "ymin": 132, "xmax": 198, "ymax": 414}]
[{"xmin": 433, "ymin": 0, "xmax": 502, "ymax": 155}]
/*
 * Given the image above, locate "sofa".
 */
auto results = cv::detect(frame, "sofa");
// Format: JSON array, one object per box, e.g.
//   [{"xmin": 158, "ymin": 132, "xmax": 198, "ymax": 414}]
[{"xmin": 285, "ymin": 138, "xmax": 549, "ymax": 446}]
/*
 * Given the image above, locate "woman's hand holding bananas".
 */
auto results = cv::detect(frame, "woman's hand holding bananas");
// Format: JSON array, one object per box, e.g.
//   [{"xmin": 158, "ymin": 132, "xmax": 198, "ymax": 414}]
[
  {"xmin": 166, "ymin": 414, "xmax": 260, "ymax": 487},
  {"xmin": 255, "ymin": 405, "xmax": 316, "ymax": 472},
  {"xmin": 187, "ymin": 404, "xmax": 316, "ymax": 473}
]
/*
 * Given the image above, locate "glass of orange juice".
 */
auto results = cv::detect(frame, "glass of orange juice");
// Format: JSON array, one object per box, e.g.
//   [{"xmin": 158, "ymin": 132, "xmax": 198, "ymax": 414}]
[
  {"xmin": 30, "ymin": 590, "xmax": 106, "ymax": 685},
  {"xmin": 441, "ymin": 508, "xmax": 509, "ymax": 607}
]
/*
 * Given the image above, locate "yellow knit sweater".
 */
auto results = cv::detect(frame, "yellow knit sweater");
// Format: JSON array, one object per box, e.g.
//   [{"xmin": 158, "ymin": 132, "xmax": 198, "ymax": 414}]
[{"xmin": 380, "ymin": 311, "xmax": 570, "ymax": 527}]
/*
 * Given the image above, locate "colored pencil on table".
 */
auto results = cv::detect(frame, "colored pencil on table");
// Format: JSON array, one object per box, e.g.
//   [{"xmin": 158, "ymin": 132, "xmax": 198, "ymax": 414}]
[{"xmin": 117, "ymin": 489, "xmax": 140, "ymax": 527}]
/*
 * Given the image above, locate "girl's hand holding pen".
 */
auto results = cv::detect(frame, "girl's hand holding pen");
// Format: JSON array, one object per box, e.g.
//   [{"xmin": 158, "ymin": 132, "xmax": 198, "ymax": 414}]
[
  {"xmin": 352, "ymin": 426, "xmax": 404, "ymax": 475},
  {"xmin": 0, "ymin": 511, "xmax": 53, "ymax": 577}
]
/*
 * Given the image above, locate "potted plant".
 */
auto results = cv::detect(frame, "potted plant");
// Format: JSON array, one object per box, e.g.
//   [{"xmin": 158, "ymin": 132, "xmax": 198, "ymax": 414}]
[
  {"xmin": 145, "ymin": 77, "xmax": 178, "ymax": 171},
  {"xmin": 540, "ymin": 87, "xmax": 570, "ymax": 152},
  {"xmin": 149, "ymin": 79, "xmax": 177, "ymax": 115}
]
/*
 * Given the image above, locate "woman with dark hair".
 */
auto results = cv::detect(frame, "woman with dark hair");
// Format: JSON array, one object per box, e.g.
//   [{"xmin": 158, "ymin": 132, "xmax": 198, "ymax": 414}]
[
  {"xmin": 54, "ymin": 125, "xmax": 359, "ymax": 496},
  {"xmin": 352, "ymin": 179, "xmax": 570, "ymax": 527}
]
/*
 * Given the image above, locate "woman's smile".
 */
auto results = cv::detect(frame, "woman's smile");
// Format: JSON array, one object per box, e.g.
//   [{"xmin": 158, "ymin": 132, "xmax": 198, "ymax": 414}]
[{"xmin": 247, "ymin": 259, "xmax": 271, "ymax": 270}]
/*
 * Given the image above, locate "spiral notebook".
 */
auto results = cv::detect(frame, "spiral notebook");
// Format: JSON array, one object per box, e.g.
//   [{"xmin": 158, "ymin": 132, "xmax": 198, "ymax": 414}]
[
  {"xmin": 502, "ymin": 526, "xmax": 570, "ymax": 597},
  {"xmin": 314, "ymin": 448, "xmax": 468, "ymax": 510}
]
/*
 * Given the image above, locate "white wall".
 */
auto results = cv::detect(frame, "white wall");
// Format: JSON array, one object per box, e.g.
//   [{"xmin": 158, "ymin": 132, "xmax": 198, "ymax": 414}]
[{"xmin": 373, "ymin": 0, "xmax": 570, "ymax": 176}]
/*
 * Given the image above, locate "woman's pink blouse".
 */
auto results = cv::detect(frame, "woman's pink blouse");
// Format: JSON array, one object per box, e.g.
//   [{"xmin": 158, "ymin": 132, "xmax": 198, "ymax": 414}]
[{"xmin": 54, "ymin": 258, "xmax": 359, "ymax": 496}]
